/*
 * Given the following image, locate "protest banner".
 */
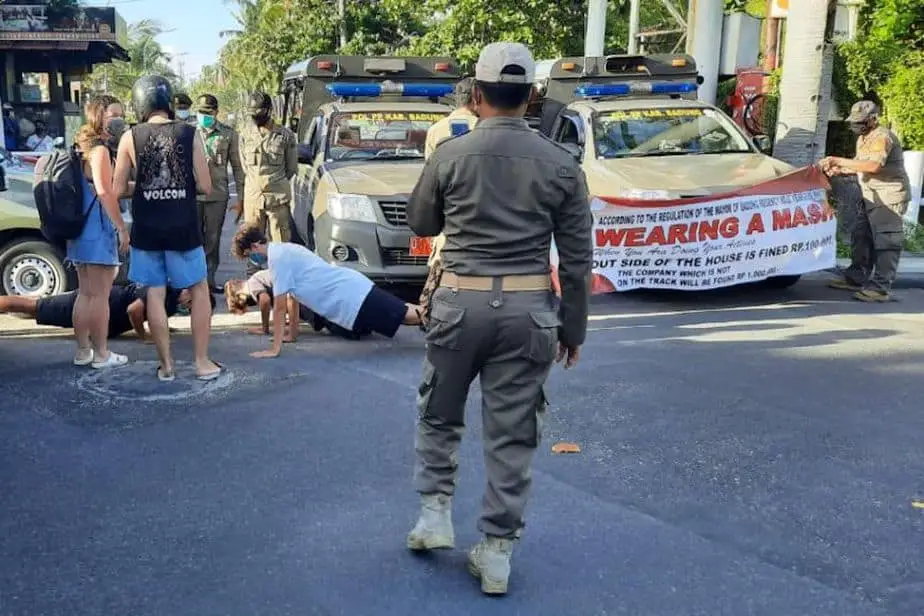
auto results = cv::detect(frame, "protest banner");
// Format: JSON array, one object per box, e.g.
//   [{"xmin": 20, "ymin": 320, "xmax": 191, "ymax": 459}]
[{"xmin": 550, "ymin": 166, "xmax": 835, "ymax": 294}]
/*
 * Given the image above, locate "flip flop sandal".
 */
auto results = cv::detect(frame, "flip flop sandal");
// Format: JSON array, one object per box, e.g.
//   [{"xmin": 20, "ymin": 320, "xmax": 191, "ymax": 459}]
[
  {"xmin": 157, "ymin": 365, "xmax": 176, "ymax": 382},
  {"xmin": 196, "ymin": 361, "xmax": 224, "ymax": 382}
]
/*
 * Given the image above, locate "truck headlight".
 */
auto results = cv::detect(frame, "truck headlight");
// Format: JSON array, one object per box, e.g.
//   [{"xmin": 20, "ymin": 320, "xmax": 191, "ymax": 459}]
[{"xmin": 327, "ymin": 193, "xmax": 378, "ymax": 223}]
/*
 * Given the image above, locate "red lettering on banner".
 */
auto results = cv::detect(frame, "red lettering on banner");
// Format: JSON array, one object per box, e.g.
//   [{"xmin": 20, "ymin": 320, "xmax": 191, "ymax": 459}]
[
  {"xmin": 746, "ymin": 213, "xmax": 765, "ymax": 235},
  {"xmin": 772, "ymin": 205, "xmax": 830, "ymax": 230},
  {"xmin": 667, "ymin": 225, "xmax": 688, "ymax": 244},
  {"xmin": 595, "ymin": 217, "xmax": 741, "ymax": 248}
]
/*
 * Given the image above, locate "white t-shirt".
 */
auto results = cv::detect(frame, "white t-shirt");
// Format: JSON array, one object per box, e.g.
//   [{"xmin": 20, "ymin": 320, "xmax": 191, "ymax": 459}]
[
  {"xmin": 27, "ymin": 134, "xmax": 53, "ymax": 152},
  {"xmin": 268, "ymin": 242, "xmax": 374, "ymax": 329}
]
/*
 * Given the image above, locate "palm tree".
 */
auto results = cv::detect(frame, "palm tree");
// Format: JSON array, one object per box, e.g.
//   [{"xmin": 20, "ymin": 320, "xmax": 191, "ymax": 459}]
[
  {"xmin": 772, "ymin": 0, "xmax": 836, "ymax": 167},
  {"xmin": 86, "ymin": 20, "xmax": 179, "ymax": 104}
]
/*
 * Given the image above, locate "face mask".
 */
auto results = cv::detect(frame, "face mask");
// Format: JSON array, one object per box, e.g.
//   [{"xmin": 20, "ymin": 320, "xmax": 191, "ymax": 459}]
[
  {"xmin": 251, "ymin": 110, "xmax": 271, "ymax": 127},
  {"xmin": 849, "ymin": 121, "xmax": 870, "ymax": 135},
  {"xmin": 249, "ymin": 252, "xmax": 268, "ymax": 268},
  {"xmin": 177, "ymin": 109, "xmax": 190, "ymax": 120},
  {"xmin": 104, "ymin": 117, "xmax": 126, "ymax": 150},
  {"xmin": 199, "ymin": 114, "xmax": 216, "ymax": 129}
]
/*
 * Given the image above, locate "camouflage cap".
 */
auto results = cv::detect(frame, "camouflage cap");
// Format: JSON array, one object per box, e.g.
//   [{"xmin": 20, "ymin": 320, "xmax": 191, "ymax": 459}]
[
  {"xmin": 247, "ymin": 91, "xmax": 271, "ymax": 114},
  {"xmin": 846, "ymin": 100, "xmax": 879, "ymax": 123},
  {"xmin": 453, "ymin": 77, "xmax": 474, "ymax": 106},
  {"xmin": 196, "ymin": 94, "xmax": 219, "ymax": 113},
  {"xmin": 173, "ymin": 92, "xmax": 193, "ymax": 107}
]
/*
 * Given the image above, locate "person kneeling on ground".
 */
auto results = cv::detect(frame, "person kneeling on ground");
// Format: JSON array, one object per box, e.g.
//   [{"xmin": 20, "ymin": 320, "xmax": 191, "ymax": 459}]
[
  {"xmin": 224, "ymin": 270, "xmax": 367, "ymax": 341},
  {"xmin": 0, "ymin": 283, "xmax": 191, "ymax": 343},
  {"xmin": 230, "ymin": 222, "xmax": 424, "ymax": 358}
]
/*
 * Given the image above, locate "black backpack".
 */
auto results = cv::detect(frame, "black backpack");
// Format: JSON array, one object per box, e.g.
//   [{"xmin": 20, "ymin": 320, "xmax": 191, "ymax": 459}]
[{"xmin": 32, "ymin": 145, "xmax": 92, "ymax": 244}]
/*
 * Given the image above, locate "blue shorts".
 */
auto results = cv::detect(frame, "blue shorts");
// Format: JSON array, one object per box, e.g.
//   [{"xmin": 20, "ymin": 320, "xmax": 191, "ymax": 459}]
[{"xmin": 128, "ymin": 247, "xmax": 207, "ymax": 289}]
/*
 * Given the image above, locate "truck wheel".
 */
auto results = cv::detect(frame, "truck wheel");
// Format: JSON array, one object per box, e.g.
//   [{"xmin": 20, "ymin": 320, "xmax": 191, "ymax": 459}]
[
  {"xmin": 0, "ymin": 239, "xmax": 72, "ymax": 297},
  {"xmin": 760, "ymin": 275, "xmax": 801, "ymax": 289}
]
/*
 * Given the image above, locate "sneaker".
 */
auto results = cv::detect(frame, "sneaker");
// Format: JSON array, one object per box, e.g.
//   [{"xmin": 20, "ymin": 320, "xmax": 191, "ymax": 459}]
[
  {"xmin": 467, "ymin": 536, "xmax": 514, "ymax": 595},
  {"xmin": 406, "ymin": 493, "xmax": 454, "ymax": 551},
  {"xmin": 853, "ymin": 288, "xmax": 891, "ymax": 302},
  {"xmin": 73, "ymin": 347, "xmax": 94, "ymax": 366},
  {"xmin": 91, "ymin": 351, "xmax": 128, "ymax": 369},
  {"xmin": 828, "ymin": 278, "xmax": 862, "ymax": 291}
]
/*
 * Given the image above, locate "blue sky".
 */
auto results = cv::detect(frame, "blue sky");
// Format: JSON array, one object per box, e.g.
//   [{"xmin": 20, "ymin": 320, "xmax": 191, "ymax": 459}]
[{"xmin": 92, "ymin": 0, "xmax": 238, "ymax": 80}]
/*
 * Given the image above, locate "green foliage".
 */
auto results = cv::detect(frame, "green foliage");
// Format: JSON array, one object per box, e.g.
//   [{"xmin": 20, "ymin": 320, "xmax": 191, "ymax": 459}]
[
  {"xmin": 724, "ymin": 0, "xmax": 765, "ymax": 16},
  {"xmin": 834, "ymin": 0, "xmax": 924, "ymax": 147},
  {"xmin": 879, "ymin": 52, "xmax": 924, "ymax": 150},
  {"xmin": 183, "ymin": 0, "xmax": 687, "ymax": 114},
  {"xmin": 84, "ymin": 20, "xmax": 180, "ymax": 115}
]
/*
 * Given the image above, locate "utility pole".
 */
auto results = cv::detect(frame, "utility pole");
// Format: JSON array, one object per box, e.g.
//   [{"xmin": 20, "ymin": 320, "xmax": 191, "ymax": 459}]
[
  {"xmin": 584, "ymin": 0, "xmax": 608, "ymax": 58},
  {"xmin": 628, "ymin": 0, "xmax": 641, "ymax": 54},
  {"xmin": 685, "ymin": 0, "xmax": 724, "ymax": 105}
]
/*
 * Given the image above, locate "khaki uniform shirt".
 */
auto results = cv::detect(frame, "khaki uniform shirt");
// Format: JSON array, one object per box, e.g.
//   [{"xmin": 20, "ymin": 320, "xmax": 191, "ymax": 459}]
[
  {"xmin": 425, "ymin": 107, "xmax": 478, "ymax": 159},
  {"xmin": 855, "ymin": 126, "xmax": 911, "ymax": 207},
  {"xmin": 196, "ymin": 120, "xmax": 246, "ymax": 204},
  {"xmin": 407, "ymin": 116, "xmax": 594, "ymax": 347},
  {"xmin": 239, "ymin": 121, "xmax": 298, "ymax": 208}
]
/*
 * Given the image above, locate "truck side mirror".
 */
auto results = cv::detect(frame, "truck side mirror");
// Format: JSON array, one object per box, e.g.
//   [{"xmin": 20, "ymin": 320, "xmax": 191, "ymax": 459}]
[
  {"xmin": 297, "ymin": 143, "xmax": 314, "ymax": 164},
  {"xmin": 753, "ymin": 134, "xmax": 772, "ymax": 153}
]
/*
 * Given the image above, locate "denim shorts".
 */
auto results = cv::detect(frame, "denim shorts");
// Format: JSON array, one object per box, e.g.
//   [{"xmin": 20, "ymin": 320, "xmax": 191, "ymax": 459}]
[{"xmin": 128, "ymin": 246, "xmax": 207, "ymax": 289}]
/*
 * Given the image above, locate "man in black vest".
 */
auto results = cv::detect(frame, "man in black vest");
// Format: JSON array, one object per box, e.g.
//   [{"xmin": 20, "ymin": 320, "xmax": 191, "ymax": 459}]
[{"xmin": 113, "ymin": 75, "xmax": 222, "ymax": 382}]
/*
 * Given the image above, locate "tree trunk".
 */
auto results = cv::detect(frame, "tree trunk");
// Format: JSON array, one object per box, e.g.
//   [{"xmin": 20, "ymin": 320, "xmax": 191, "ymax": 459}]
[
  {"xmin": 338, "ymin": 0, "xmax": 347, "ymax": 50},
  {"xmin": 772, "ymin": 0, "xmax": 833, "ymax": 167}
]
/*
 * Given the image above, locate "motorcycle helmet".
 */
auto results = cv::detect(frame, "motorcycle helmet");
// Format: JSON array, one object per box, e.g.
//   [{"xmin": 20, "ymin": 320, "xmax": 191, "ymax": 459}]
[{"xmin": 132, "ymin": 75, "xmax": 174, "ymax": 122}]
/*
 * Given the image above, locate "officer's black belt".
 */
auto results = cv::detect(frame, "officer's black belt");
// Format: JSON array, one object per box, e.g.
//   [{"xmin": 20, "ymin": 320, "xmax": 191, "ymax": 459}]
[{"xmin": 439, "ymin": 272, "xmax": 551, "ymax": 292}]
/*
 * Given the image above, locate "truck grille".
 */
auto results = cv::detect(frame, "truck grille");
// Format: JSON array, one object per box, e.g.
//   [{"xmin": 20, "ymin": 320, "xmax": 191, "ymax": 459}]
[
  {"xmin": 382, "ymin": 248, "xmax": 428, "ymax": 267},
  {"xmin": 379, "ymin": 201, "xmax": 408, "ymax": 226}
]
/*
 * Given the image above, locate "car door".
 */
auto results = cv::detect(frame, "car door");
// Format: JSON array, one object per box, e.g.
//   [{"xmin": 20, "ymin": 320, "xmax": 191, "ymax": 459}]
[{"xmin": 293, "ymin": 112, "xmax": 324, "ymax": 248}]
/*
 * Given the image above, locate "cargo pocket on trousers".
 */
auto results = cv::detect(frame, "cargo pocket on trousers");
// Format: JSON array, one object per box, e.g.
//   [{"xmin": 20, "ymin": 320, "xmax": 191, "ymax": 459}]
[
  {"xmin": 426, "ymin": 301, "xmax": 466, "ymax": 350},
  {"xmin": 417, "ymin": 359, "xmax": 437, "ymax": 420},
  {"xmin": 526, "ymin": 311, "xmax": 560, "ymax": 363},
  {"xmin": 527, "ymin": 387, "xmax": 550, "ymax": 448}
]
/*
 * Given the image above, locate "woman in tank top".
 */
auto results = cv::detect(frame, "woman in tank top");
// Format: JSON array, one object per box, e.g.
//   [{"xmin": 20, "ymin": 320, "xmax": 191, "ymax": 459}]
[{"xmin": 68, "ymin": 95, "xmax": 131, "ymax": 369}]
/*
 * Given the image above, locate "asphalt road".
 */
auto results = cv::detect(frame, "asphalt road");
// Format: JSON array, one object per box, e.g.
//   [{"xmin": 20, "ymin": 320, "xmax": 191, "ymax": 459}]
[{"xmin": 3, "ymin": 266, "xmax": 924, "ymax": 615}]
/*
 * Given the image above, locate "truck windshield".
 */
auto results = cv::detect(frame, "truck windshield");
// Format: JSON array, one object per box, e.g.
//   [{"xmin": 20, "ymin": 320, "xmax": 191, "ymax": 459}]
[
  {"xmin": 592, "ymin": 107, "xmax": 753, "ymax": 159},
  {"xmin": 328, "ymin": 111, "xmax": 447, "ymax": 161}
]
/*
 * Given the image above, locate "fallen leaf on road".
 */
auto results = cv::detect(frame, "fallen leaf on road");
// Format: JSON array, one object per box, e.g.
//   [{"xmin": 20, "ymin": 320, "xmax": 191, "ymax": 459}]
[
  {"xmin": 552, "ymin": 441, "xmax": 581, "ymax": 454},
  {"xmin": 912, "ymin": 501, "xmax": 924, "ymax": 509}
]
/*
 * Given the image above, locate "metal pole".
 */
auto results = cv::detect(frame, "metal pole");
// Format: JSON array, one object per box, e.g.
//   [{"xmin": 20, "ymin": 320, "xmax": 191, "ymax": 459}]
[
  {"xmin": 628, "ymin": 0, "xmax": 641, "ymax": 54},
  {"xmin": 584, "ymin": 0, "xmax": 608, "ymax": 58}
]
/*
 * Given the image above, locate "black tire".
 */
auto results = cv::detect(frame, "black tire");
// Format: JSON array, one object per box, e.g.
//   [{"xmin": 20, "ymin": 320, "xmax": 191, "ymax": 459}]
[
  {"xmin": 760, "ymin": 275, "xmax": 801, "ymax": 289},
  {"xmin": 0, "ymin": 239, "xmax": 73, "ymax": 297}
]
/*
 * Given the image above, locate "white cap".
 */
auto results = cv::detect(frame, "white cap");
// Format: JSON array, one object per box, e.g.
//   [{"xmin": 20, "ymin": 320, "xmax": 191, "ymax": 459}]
[{"xmin": 475, "ymin": 42, "xmax": 535, "ymax": 84}]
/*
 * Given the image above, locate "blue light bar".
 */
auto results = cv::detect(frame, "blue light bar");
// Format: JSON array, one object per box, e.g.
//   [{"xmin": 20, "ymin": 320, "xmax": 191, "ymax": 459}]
[
  {"xmin": 326, "ymin": 82, "xmax": 454, "ymax": 98},
  {"xmin": 575, "ymin": 83, "xmax": 631, "ymax": 97},
  {"xmin": 649, "ymin": 82, "xmax": 699, "ymax": 95},
  {"xmin": 574, "ymin": 81, "xmax": 699, "ymax": 98}
]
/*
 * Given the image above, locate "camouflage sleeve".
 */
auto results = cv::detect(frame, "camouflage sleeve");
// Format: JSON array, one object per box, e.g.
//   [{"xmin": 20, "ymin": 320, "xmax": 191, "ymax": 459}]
[{"xmin": 553, "ymin": 164, "xmax": 594, "ymax": 348}]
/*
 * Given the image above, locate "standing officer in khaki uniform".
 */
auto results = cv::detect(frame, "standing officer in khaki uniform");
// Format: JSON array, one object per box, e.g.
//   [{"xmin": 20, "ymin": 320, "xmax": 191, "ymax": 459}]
[
  {"xmin": 194, "ymin": 94, "xmax": 246, "ymax": 293},
  {"xmin": 239, "ymin": 91, "xmax": 297, "ymax": 274},
  {"xmin": 405, "ymin": 42, "xmax": 593, "ymax": 596},
  {"xmin": 418, "ymin": 78, "xmax": 479, "ymax": 314},
  {"xmin": 822, "ymin": 100, "xmax": 912, "ymax": 302}
]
